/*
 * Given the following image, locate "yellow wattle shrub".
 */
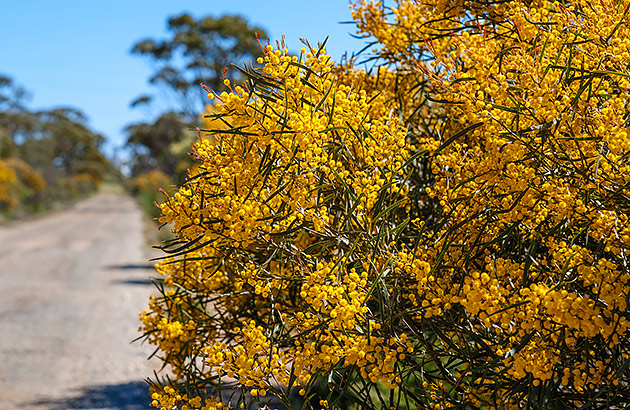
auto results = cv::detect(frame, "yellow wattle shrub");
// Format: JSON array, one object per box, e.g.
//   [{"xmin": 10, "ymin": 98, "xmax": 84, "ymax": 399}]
[
  {"xmin": 140, "ymin": 1, "xmax": 630, "ymax": 408},
  {"xmin": 133, "ymin": 169, "xmax": 174, "ymax": 221},
  {"xmin": 5, "ymin": 157, "xmax": 46, "ymax": 196},
  {"xmin": 0, "ymin": 158, "xmax": 18, "ymax": 209},
  {"xmin": 0, "ymin": 158, "xmax": 47, "ymax": 212},
  {"xmin": 135, "ymin": 169, "xmax": 173, "ymax": 194},
  {"xmin": 141, "ymin": 41, "xmax": 414, "ymax": 408}
]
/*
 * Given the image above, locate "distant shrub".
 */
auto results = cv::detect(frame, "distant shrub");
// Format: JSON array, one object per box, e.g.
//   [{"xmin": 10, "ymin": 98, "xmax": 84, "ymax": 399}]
[
  {"xmin": 58, "ymin": 172, "xmax": 99, "ymax": 200},
  {"xmin": 133, "ymin": 169, "xmax": 173, "ymax": 220},
  {"xmin": 0, "ymin": 158, "xmax": 18, "ymax": 209},
  {"xmin": 6, "ymin": 157, "xmax": 46, "ymax": 198}
]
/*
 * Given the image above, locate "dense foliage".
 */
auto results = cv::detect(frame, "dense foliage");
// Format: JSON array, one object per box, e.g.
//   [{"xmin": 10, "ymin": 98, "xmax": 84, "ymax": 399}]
[
  {"xmin": 0, "ymin": 75, "xmax": 110, "ymax": 214},
  {"xmin": 140, "ymin": 0, "xmax": 630, "ymax": 408}
]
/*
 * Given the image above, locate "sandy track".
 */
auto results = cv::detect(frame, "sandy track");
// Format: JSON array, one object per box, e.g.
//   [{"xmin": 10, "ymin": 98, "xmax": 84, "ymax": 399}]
[{"xmin": 0, "ymin": 193, "xmax": 160, "ymax": 410}]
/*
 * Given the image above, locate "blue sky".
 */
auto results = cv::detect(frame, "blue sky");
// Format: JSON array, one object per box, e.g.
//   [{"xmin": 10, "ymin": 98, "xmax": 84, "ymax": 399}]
[{"xmin": 0, "ymin": 1, "xmax": 366, "ymax": 157}]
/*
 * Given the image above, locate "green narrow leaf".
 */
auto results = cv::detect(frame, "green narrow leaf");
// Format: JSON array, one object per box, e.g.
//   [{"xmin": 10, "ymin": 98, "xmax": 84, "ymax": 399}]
[{"xmin": 434, "ymin": 122, "xmax": 483, "ymax": 154}]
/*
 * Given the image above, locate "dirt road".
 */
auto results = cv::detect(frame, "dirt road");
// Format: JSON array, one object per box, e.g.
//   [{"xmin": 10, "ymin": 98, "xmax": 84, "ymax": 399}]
[{"xmin": 0, "ymin": 193, "xmax": 160, "ymax": 410}]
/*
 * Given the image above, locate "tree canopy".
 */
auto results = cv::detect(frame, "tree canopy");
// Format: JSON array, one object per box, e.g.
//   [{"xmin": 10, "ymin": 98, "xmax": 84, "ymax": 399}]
[
  {"xmin": 0, "ymin": 75, "xmax": 111, "ymax": 212},
  {"xmin": 131, "ymin": 13, "xmax": 268, "ymax": 120},
  {"xmin": 125, "ymin": 111, "xmax": 188, "ymax": 177}
]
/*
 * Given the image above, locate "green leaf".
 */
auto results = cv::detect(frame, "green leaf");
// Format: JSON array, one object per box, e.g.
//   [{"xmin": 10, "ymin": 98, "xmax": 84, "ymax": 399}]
[{"xmin": 434, "ymin": 122, "xmax": 483, "ymax": 154}]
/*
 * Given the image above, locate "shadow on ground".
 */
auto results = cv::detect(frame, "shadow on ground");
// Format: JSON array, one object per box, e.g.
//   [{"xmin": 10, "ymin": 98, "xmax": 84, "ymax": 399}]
[
  {"xmin": 27, "ymin": 381, "xmax": 151, "ymax": 410},
  {"xmin": 106, "ymin": 264, "xmax": 156, "ymax": 270},
  {"xmin": 111, "ymin": 278, "xmax": 155, "ymax": 286},
  {"xmin": 105, "ymin": 264, "xmax": 157, "ymax": 286}
]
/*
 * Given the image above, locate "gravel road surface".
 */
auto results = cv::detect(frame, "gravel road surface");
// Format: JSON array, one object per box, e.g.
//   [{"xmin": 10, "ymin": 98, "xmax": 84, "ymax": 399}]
[{"xmin": 0, "ymin": 193, "xmax": 160, "ymax": 410}]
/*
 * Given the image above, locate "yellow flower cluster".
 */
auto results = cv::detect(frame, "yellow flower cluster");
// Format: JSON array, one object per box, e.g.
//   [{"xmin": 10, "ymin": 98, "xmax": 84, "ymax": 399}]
[
  {"xmin": 149, "ymin": 384, "xmax": 230, "ymax": 410},
  {"xmin": 288, "ymin": 259, "xmax": 413, "ymax": 388},
  {"xmin": 139, "ymin": 255, "xmax": 228, "ymax": 379},
  {"xmin": 160, "ymin": 43, "xmax": 410, "ymax": 246},
  {"xmin": 142, "ymin": 39, "xmax": 414, "ymax": 410},
  {"xmin": 204, "ymin": 320, "xmax": 286, "ymax": 391},
  {"xmin": 352, "ymin": 0, "xmax": 630, "ymax": 406}
]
